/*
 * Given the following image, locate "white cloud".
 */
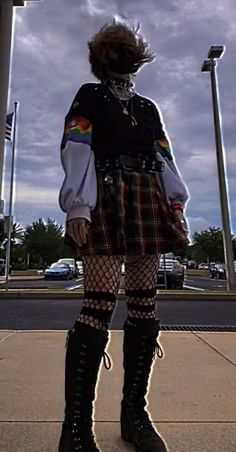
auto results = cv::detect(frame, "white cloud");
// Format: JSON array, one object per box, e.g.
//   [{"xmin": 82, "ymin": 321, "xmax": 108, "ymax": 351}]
[
  {"xmin": 188, "ymin": 216, "xmax": 211, "ymax": 236},
  {"xmin": 5, "ymin": 0, "xmax": 236, "ymax": 237},
  {"xmin": 85, "ymin": 0, "xmax": 112, "ymax": 16}
]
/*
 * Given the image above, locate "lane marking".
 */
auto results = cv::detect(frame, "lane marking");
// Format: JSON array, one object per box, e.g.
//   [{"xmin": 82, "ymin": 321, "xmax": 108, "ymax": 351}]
[
  {"xmin": 66, "ymin": 284, "xmax": 83, "ymax": 291},
  {"xmin": 183, "ymin": 285, "xmax": 205, "ymax": 292}
]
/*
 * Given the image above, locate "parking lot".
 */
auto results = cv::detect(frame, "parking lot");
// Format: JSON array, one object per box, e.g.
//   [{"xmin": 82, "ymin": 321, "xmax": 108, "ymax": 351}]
[{"xmin": 0, "ymin": 272, "xmax": 228, "ymax": 291}]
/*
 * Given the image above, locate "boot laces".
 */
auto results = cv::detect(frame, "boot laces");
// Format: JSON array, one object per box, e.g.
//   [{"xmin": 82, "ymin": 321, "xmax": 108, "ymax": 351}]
[
  {"xmin": 65, "ymin": 330, "xmax": 112, "ymax": 370},
  {"xmin": 133, "ymin": 409, "xmax": 157, "ymax": 437},
  {"xmin": 140, "ymin": 331, "xmax": 164, "ymax": 360},
  {"xmin": 69, "ymin": 421, "xmax": 99, "ymax": 451},
  {"xmin": 103, "ymin": 351, "xmax": 112, "ymax": 370},
  {"xmin": 155, "ymin": 339, "xmax": 164, "ymax": 358}
]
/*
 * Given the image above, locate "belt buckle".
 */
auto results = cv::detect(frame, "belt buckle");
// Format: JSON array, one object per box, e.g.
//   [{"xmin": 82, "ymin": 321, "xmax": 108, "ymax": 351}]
[
  {"xmin": 148, "ymin": 159, "xmax": 157, "ymax": 173},
  {"xmin": 120, "ymin": 154, "xmax": 135, "ymax": 171}
]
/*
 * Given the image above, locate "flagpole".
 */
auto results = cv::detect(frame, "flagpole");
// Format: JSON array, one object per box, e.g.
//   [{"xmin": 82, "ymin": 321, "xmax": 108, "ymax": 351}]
[{"xmin": 5, "ymin": 101, "xmax": 18, "ymax": 291}]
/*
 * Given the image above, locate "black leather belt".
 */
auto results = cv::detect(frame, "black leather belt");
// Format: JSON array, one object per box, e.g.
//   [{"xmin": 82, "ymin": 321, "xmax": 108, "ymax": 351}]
[{"xmin": 95, "ymin": 154, "xmax": 165, "ymax": 173}]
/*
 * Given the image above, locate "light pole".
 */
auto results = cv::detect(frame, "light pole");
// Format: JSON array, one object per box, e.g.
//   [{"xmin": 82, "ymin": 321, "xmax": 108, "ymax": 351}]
[
  {"xmin": 201, "ymin": 46, "xmax": 236, "ymax": 291},
  {"xmin": 0, "ymin": 0, "xmax": 41, "ymax": 221}
]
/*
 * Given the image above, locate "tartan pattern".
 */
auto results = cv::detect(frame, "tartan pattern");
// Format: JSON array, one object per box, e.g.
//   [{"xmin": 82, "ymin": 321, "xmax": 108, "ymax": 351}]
[{"xmin": 76, "ymin": 169, "xmax": 188, "ymax": 256}]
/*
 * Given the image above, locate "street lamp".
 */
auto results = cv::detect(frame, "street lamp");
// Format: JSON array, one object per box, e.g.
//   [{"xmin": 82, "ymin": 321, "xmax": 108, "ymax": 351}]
[
  {"xmin": 201, "ymin": 45, "xmax": 236, "ymax": 290},
  {"xmin": 0, "ymin": 0, "xmax": 41, "ymax": 220}
]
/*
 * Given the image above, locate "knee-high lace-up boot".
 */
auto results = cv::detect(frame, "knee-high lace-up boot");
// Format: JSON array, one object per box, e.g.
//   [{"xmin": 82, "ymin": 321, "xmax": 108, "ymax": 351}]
[
  {"xmin": 58, "ymin": 322, "xmax": 111, "ymax": 452},
  {"xmin": 120, "ymin": 319, "xmax": 167, "ymax": 452}
]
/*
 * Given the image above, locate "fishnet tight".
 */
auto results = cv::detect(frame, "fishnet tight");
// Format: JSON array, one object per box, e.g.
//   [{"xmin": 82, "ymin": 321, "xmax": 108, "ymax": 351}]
[
  {"xmin": 77, "ymin": 256, "xmax": 122, "ymax": 330},
  {"xmin": 125, "ymin": 255, "xmax": 159, "ymax": 321},
  {"xmin": 75, "ymin": 255, "xmax": 159, "ymax": 330}
]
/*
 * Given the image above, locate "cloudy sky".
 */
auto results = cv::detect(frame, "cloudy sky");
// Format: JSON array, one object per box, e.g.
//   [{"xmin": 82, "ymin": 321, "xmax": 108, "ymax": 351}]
[{"xmin": 4, "ymin": 0, "xmax": 236, "ymax": 239}]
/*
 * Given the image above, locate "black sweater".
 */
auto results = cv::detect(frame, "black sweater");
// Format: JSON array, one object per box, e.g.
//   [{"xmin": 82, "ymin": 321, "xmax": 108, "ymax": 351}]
[{"xmin": 63, "ymin": 82, "xmax": 168, "ymax": 159}]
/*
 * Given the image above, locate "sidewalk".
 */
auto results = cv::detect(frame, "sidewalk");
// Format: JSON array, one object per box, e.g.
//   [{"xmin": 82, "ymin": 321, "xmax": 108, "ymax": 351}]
[{"xmin": 0, "ymin": 330, "xmax": 236, "ymax": 452}]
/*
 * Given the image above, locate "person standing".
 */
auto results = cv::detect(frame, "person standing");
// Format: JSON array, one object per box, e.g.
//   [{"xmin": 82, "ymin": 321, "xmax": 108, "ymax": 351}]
[{"xmin": 58, "ymin": 19, "xmax": 189, "ymax": 452}]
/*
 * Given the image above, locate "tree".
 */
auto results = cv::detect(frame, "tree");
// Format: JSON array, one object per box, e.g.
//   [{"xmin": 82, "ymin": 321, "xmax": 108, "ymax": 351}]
[
  {"xmin": 0, "ymin": 222, "xmax": 25, "ymax": 262},
  {"xmin": 0, "ymin": 221, "xmax": 24, "ymax": 247},
  {"xmin": 12, "ymin": 222, "xmax": 24, "ymax": 242},
  {"xmin": 23, "ymin": 218, "xmax": 64, "ymax": 268},
  {"xmin": 191, "ymin": 227, "xmax": 224, "ymax": 263}
]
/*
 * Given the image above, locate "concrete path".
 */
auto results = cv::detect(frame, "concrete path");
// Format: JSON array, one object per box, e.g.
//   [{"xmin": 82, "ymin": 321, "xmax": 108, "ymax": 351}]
[{"xmin": 0, "ymin": 330, "xmax": 236, "ymax": 452}]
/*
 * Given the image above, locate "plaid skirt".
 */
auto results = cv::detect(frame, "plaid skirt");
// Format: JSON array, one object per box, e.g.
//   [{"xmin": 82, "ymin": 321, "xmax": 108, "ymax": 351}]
[{"xmin": 65, "ymin": 169, "xmax": 188, "ymax": 255}]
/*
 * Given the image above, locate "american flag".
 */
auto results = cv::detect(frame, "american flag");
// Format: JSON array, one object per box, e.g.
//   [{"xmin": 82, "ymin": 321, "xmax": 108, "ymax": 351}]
[{"xmin": 5, "ymin": 112, "xmax": 14, "ymax": 141}]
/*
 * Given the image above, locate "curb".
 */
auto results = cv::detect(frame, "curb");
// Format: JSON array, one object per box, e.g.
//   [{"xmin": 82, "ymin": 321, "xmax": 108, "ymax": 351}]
[{"xmin": 0, "ymin": 289, "xmax": 236, "ymax": 300}]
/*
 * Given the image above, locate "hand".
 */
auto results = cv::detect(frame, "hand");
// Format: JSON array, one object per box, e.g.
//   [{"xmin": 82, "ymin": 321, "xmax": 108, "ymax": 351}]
[
  {"xmin": 173, "ymin": 209, "xmax": 189, "ymax": 237},
  {"xmin": 66, "ymin": 218, "xmax": 90, "ymax": 247}
]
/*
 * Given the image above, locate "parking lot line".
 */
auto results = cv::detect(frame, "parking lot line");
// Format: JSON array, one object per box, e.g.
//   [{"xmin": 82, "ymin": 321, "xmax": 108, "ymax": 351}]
[
  {"xmin": 66, "ymin": 284, "xmax": 83, "ymax": 290},
  {"xmin": 183, "ymin": 285, "xmax": 205, "ymax": 291}
]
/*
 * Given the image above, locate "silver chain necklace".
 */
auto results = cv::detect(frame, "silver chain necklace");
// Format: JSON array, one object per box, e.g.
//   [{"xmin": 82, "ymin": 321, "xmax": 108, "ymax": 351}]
[
  {"xmin": 105, "ymin": 81, "xmax": 138, "ymax": 126},
  {"xmin": 105, "ymin": 78, "xmax": 136, "ymax": 100}
]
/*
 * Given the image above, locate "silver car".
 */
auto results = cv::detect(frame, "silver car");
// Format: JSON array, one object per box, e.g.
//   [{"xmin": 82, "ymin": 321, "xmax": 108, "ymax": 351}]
[{"xmin": 157, "ymin": 253, "xmax": 185, "ymax": 289}]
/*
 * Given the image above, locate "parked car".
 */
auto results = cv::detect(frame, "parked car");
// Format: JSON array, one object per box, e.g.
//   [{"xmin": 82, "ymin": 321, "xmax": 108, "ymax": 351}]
[
  {"xmin": 76, "ymin": 261, "xmax": 83, "ymax": 275},
  {"xmin": 181, "ymin": 258, "xmax": 188, "ymax": 269},
  {"xmin": 57, "ymin": 258, "xmax": 78, "ymax": 277},
  {"xmin": 210, "ymin": 262, "xmax": 236, "ymax": 279},
  {"xmin": 175, "ymin": 256, "xmax": 182, "ymax": 263},
  {"xmin": 157, "ymin": 253, "xmax": 184, "ymax": 289},
  {"xmin": 186, "ymin": 260, "xmax": 198, "ymax": 269},
  {"xmin": 198, "ymin": 263, "xmax": 209, "ymax": 269},
  {"xmin": 44, "ymin": 262, "xmax": 73, "ymax": 280},
  {"xmin": 210, "ymin": 264, "xmax": 226, "ymax": 279}
]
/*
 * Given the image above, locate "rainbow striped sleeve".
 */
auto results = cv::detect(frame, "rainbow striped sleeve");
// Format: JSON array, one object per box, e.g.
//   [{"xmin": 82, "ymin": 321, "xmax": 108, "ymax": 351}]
[
  {"xmin": 153, "ymin": 136, "xmax": 172, "ymax": 161},
  {"xmin": 63, "ymin": 115, "xmax": 92, "ymax": 148}
]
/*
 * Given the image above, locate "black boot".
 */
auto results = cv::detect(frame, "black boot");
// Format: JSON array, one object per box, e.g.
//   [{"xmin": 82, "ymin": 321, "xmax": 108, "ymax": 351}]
[
  {"xmin": 58, "ymin": 322, "xmax": 110, "ymax": 452},
  {"xmin": 120, "ymin": 319, "xmax": 167, "ymax": 452}
]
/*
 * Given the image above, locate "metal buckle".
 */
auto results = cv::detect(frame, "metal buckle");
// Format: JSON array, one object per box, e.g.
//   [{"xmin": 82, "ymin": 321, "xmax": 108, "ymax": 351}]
[{"xmin": 160, "ymin": 161, "xmax": 165, "ymax": 172}]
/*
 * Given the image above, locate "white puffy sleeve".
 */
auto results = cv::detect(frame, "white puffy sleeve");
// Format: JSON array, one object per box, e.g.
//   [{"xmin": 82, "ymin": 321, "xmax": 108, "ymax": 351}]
[
  {"xmin": 58, "ymin": 83, "xmax": 97, "ymax": 224},
  {"xmin": 152, "ymin": 105, "xmax": 189, "ymax": 210}
]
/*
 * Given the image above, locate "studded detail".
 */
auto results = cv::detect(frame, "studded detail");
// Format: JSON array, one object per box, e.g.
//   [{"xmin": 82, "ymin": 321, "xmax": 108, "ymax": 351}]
[
  {"xmin": 104, "ymin": 175, "xmax": 113, "ymax": 185},
  {"xmin": 95, "ymin": 155, "xmax": 164, "ymax": 173}
]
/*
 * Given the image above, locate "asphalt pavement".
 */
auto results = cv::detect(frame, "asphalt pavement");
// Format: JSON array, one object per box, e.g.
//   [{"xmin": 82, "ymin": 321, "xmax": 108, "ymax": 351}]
[{"xmin": 0, "ymin": 296, "xmax": 236, "ymax": 330}]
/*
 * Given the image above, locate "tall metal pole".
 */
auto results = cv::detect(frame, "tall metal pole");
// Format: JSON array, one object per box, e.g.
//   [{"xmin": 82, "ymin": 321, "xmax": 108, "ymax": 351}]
[
  {"xmin": 0, "ymin": 0, "xmax": 14, "ymax": 220},
  {"xmin": 0, "ymin": 1, "xmax": 41, "ymax": 220},
  {"xmin": 5, "ymin": 102, "xmax": 18, "ymax": 291},
  {"xmin": 210, "ymin": 60, "xmax": 236, "ymax": 290}
]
